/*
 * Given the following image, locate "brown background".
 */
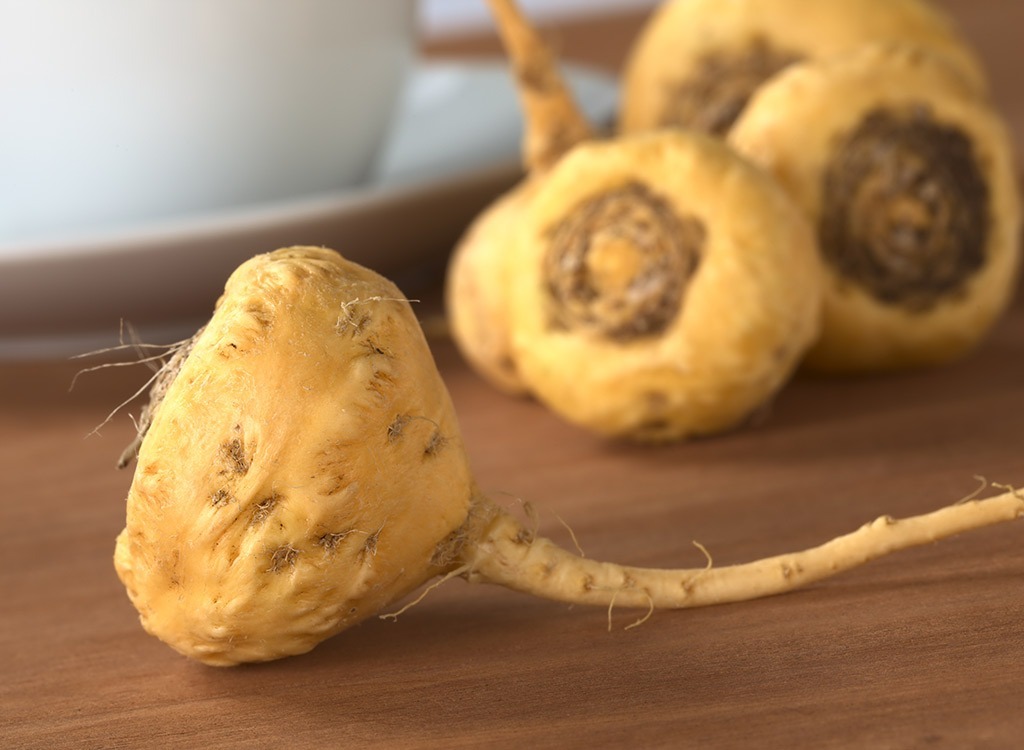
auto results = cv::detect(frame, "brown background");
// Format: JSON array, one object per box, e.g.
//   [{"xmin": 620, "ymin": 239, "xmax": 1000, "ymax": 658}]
[{"xmin": 3, "ymin": 2, "xmax": 1024, "ymax": 748}]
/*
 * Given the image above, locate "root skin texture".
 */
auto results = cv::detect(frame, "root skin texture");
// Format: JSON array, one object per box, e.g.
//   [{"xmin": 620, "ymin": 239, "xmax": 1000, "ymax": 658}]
[{"xmin": 460, "ymin": 491, "xmax": 1024, "ymax": 609}]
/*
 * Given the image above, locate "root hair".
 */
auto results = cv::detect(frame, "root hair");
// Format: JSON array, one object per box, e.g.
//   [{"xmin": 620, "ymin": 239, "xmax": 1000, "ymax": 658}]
[{"xmin": 378, "ymin": 564, "xmax": 473, "ymax": 622}]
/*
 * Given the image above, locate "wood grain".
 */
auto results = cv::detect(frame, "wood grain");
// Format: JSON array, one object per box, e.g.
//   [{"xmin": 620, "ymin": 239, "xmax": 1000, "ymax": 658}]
[{"xmin": 4, "ymin": 2, "xmax": 1024, "ymax": 748}]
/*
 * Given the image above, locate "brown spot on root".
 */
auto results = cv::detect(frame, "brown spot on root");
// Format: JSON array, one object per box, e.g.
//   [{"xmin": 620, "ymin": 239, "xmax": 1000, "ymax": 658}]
[
  {"xmin": 387, "ymin": 415, "xmax": 411, "ymax": 443},
  {"xmin": 336, "ymin": 309, "xmax": 371, "ymax": 337},
  {"xmin": 268, "ymin": 544, "xmax": 300, "ymax": 573},
  {"xmin": 218, "ymin": 341, "xmax": 240, "ymax": 358},
  {"xmin": 366, "ymin": 369, "xmax": 396, "ymax": 400},
  {"xmin": 497, "ymin": 354, "xmax": 519, "ymax": 379},
  {"xmin": 320, "ymin": 474, "xmax": 348, "ymax": 497},
  {"xmin": 820, "ymin": 106, "xmax": 989, "ymax": 312},
  {"xmin": 211, "ymin": 489, "xmax": 233, "ymax": 508},
  {"xmin": 219, "ymin": 435, "xmax": 249, "ymax": 476},
  {"xmin": 543, "ymin": 181, "xmax": 704, "ymax": 341},
  {"xmin": 423, "ymin": 430, "xmax": 448, "ymax": 458},
  {"xmin": 515, "ymin": 528, "xmax": 536, "ymax": 545},
  {"xmin": 387, "ymin": 414, "xmax": 447, "ymax": 456},
  {"xmin": 661, "ymin": 36, "xmax": 803, "ymax": 135},
  {"xmin": 318, "ymin": 530, "xmax": 353, "ymax": 552},
  {"xmin": 363, "ymin": 529, "xmax": 381, "ymax": 558},
  {"xmin": 780, "ymin": 562, "xmax": 806, "ymax": 580},
  {"xmin": 162, "ymin": 549, "xmax": 182, "ymax": 588},
  {"xmin": 361, "ymin": 337, "xmax": 394, "ymax": 359},
  {"xmin": 245, "ymin": 301, "xmax": 274, "ymax": 331},
  {"xmin": 250, "ymin": 494, "xmax": 281, "ymax": 526}
]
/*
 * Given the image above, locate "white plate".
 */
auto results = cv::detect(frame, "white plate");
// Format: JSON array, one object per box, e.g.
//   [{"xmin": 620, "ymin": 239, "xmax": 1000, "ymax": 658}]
[{"xmin": 0, "ymin": 60, "xmax": 618, "ymax": 359}]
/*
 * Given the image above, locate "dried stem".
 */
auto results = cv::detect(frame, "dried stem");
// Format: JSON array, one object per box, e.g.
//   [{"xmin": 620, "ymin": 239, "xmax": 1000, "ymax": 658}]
[{"xmin": 485, "ymin": 0, "xmax": 593, "ymax": 172}]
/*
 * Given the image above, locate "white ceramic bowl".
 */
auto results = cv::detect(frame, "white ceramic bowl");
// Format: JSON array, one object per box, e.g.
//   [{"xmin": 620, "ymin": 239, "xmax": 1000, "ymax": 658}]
[{"xmin": 0, "ymin": 0, "xmax": 416, "ymax": 243}]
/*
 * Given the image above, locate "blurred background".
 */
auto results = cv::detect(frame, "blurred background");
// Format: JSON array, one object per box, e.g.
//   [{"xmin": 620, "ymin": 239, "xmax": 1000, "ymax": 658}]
[
  {"xmin": 0, "ymin": 0, "xmax": 1018, "ymax": 360},
  {"xmin": 419, "ymin": 0, "xmax": 658, "ymax": 38}
]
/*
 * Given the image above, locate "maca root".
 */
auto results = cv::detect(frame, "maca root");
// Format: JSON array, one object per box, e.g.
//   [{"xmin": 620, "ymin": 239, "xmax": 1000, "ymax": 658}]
[
  {"xmin": 447, "ymin": 0, "xmax": 822, "ymax": 442},
  {"xmin": 728, "ymin": 45, "xmax": 1021, "ymax": 373},
  {"xmin": 113, "ymin": 247, "xmax": 1024, "ymax": 666}
]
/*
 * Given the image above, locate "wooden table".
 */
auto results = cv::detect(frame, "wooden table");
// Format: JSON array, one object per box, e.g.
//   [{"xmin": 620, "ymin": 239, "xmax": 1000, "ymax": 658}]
[{"xmin": 4, "ymin": 3, "xmax": 1024, "ymax": 747}]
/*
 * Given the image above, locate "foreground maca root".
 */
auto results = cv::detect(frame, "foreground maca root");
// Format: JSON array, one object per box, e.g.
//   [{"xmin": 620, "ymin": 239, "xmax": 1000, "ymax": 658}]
[
  {"xmin": 115, "ymin": 246, "xmax": 1024, "ymax": 666},
  {"xmin": 446, "ymin": 0, "xmax": 821, "ymax": 441},
  {"xmin": 619, "ymin": 0, "xmax": 986, "ymax": 137}
]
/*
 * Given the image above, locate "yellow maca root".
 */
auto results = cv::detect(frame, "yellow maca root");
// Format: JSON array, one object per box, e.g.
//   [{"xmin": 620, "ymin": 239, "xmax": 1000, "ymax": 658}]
[
  {"xmin": 115, "ymin": 247, "xmax": 477, "ymax": 665},
  {"xmin": 504, "ymin": 130, "xmax": 821, "ymax": 440},
  {"xmin": 729, "ymin": 45, "xmax": 1022, "ymax": 372},
  {"xmin": 116, "ymin": 246, "xmax": 1024, "ymax": 666},
  {"xmin": 620, "ymin": 0, "xmax": 987, "ymax": 137},
  {"xmin": 448, "ymin": 0, "xmax": 822, "ymax": 440}
]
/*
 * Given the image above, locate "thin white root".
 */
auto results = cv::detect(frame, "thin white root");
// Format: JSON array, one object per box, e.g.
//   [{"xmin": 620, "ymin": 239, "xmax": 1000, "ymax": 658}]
[
  {"xmin": 992, "ymin": 482, "xmax": 1022, "ymax": 499},
  {"xmin": 87, "ymin": 366, "xmax": 164, "ymax": 440},
  {"xmin": 957, "ymin": 475, "xmax": 990, "ymax": 505},
  {"xmin": 606, "ymin": 590, "xmax": 619, "ymax": 632},
  {"xmin": 606, "ymin": 587, "xmax": 656, "ymax": 632},
  {"xmin": 70, "ymin": 324, "xmax": 193, "ymax": 392},
  {"xmin": 70, "ymin": 350, "xmax": 177, "ymax": 393},
  {"xmin": 522, "ymin": 500, "xmax": 540, "ymax": 543},
  {"xmin": 692, "ymin": 540, "xmax": 714, "ymax": 569},
  {"xmin": 556, "ymin": 513, "xmax": 585, "ymax": 558},
  {"xmin": 624, "ymin": 590, "xmax": 656, "ymax": 632},
  {"xmin": 379, "ymin": 565, "xmax": 472, "ymax": 622},
  {"xmin": 684, "ymin": 540, "xmax": 715, "ymax": 588}
]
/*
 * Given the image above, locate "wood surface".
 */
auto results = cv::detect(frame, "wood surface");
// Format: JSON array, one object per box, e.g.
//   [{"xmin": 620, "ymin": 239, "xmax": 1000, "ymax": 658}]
[{"xmin": 4, "ymin": 2, "xmax": 1024, "ymax": 748}]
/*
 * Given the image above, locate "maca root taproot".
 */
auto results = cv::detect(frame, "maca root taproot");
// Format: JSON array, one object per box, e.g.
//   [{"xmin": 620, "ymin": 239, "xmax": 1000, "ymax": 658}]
[
  {"xmin": 114, "ymin": 246, "xmax": 1024, "ymax": 666},
  {"xmin": 446, "ymin": 0, "xmax": 822, "ymax": 441}
]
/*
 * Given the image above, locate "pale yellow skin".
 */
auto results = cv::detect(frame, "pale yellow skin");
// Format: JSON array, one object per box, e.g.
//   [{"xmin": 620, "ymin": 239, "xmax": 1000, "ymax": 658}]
[
  {"xmin": 621, "ymin": 0, "xmax": 986, "ymax": 137},
  {"xmin": 729, "ymin": 45, "xmax": 1022, "ymax": 372},
  {"xmin": 446, "ymin": 180, "xmax": 537, "ymax": 395},
  {"xmin": 114, "ymin": 247, "xmax": 475, "ymax": 665},
  {"xmin": 507, "ymin": 131, "xmax": 823, "ymax": 440}
]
